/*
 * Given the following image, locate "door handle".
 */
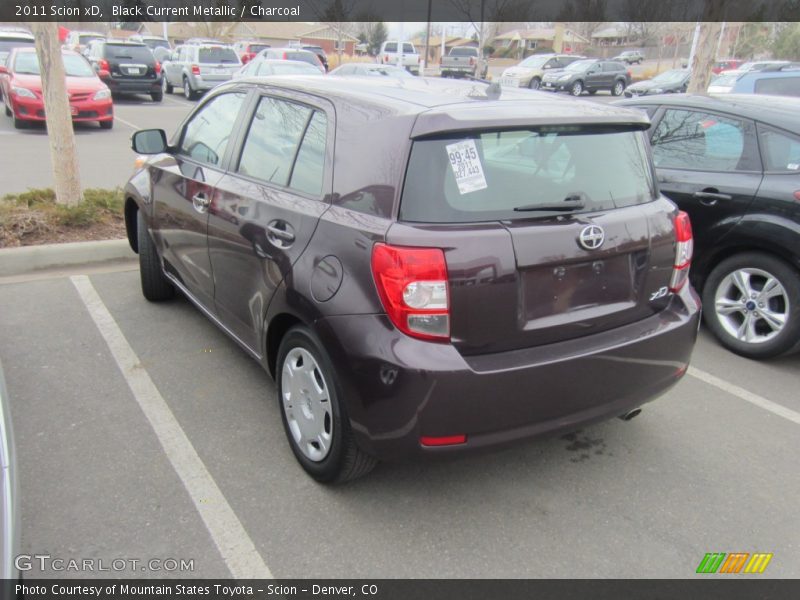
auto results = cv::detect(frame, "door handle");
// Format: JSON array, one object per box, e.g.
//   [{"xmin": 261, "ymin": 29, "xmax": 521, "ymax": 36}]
[
  {"xmin": 192, "ymin": 192, "xmax": 210, "ymax": 213},
  {"xmin": 266, "ymin": 221, "xmax": 295, "ymax": 248},
  {"xmin": 693, "ymin": 190, "xmax": 732, "ymax": 206}
]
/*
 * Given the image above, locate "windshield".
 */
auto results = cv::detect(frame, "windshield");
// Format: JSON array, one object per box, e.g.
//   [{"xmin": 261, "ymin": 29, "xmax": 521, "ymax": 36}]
[
  {"xmin": 710, "ymin": 73, "xmax": 738, "ymax": 87},
  {"xmin": 519, "ymin": 56, "xmax": 549, "ymax": 69},
  {"xmin": 14, "ymin": 52, "xmax": 95, "ymax": 77},
  {"xmin": 143, "ymin": 39, "xmax": 170, "ymax": 50},
  {"xmin": 198, "ymin": 47, "xmax": 239, "ymax": 64},
  {"xmin": 400, "ymin": 127, "xmax": 655, "ymax": 223},
  {"xmin": 564, "ymin": 60, "xmax": 595, "ymax": 72},
  {"xmin": 0, "ymin": 38, "xmax": 34, "ymax": 63},
  {"xmin": 652, "ymin": 70, "xmax": 688, "ymax": 84}
]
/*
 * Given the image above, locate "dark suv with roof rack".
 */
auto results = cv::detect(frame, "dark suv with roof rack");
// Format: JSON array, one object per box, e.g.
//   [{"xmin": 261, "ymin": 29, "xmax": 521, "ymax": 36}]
[
  {"xmin": 85, "ymin": 41, "xmax": 163, "ymax": 101},
  {"xmin": 123, "ymin": 77, "xmax": 700, "ymax": 482}
]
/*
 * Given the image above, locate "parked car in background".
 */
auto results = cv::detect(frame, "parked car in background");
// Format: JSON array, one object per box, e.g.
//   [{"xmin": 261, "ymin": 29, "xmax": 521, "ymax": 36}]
[
  {"xmin": 259, "ymin": 48, "xmax": 325, "ymax": 73},
  {"xmin": 624, "ymin": 69, "xmax": 691, "ymax": 97},
  {"xmin": 0, "ymin": 359, "xmax": 20, "ymax": 593},
  {"xmin": 617, "ymin": 94, "xmax": 800, "ymax": 358},
  {"xmin": 130, "ymin": 35, "xmax": 171, "ymax": 54},
  {"xmin": 378, "ymin": 40, "xmax": 420, "ymax": 74},
  {"xmin": 542, "ymin": 59, "xmax": 631, "ymax": 96},
  {"xmin": 440, "ymin": 46, "xmax": 486, "ymax": 79},
  {"xmin": 612, "ymin": 50, "xmax": 644, "ymax": 65},
  {"xmin": 0, "ymin": 48, "xmax": 113, "ymax": 129},
  {"xmin": 720, "ymin": 60, "xmax": 791, "ymax": 74},
  {"xmin": 234, "ymin": 41, "xmax": 271, "ymax": 64},
  {"xmin": 329, "ymin": 63, "xmax": 413, "ymax": 78},
  {"xmin": 63, "ymin": 31, "xmax": 106, "ymax": 54},
  {"xmin": 0, "ymin": 29, "xmax": 34, "ymax": 66},
  {"xmin": 289, "ymin": 43, "xmax": 329, "ymax": 71},
  {"xmin": 184, "ymin": 38, "xmax": 224, "ymax": 46},
  {"xmin": 162, "ymin": 43, "xmax": 240, "ymax": 100},
  {"xmin": 85, "ymin": 41, "xmax": 163, "ymax": 102},
  {"xmin": 499, "ymin": 53, "xmax": 584, "ymax": 90},
  {"xmin": 713, "ymin": 59, "xmax": 742, "ymax": 74},
  {"xmin": 124, "ymin": 77, "xmax": 699, "ymax": 482},
  {"xmin": 709, "ymin": 65, "xmax": 800, "ymax": 97},
  {"xmin": 233, "ymin": 58, "xmax": 322, "ymax": 79}
]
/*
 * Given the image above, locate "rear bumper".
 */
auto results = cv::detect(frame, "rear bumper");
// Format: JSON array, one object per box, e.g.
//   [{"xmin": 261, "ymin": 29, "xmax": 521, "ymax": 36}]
[
  {"xmin": 103, "ymin": 75, "xmax": 162, "ymax": 94},
  {"xmin": 314, "ymin": 287, "xmax": 701, "ymax": 462}
]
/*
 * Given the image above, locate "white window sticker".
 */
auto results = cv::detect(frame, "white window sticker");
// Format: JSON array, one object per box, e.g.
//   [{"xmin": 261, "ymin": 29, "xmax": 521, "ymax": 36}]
[
  {"xmin": 787, "ymin": 163, "xmax": 799, "ymax": 170},
  {"xmin": 446, "ymin": 139, "xmax": 487, "ymax": 194}
]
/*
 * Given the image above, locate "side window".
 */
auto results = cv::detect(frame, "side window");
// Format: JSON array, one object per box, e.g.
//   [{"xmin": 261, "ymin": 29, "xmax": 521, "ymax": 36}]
[
  {"xmin": 758, "ymin": 126, "xmax": 800, "ymax": 173},
  {"xmin": 289, "ymin": 111, "xmax": 328, "ymax": 196},
  {"xmin": 403, "ymin": 43, "xmax": 414, "ymax": 54},
  {"xmin": 179, "ymin": 92, "xmax": 246, "ymax": 166},
  {"xmin": 237, "ymin": 96, "xmax": 312, "ymax": 186},
  {"xmin": 384, "ymin": 42, "xmax": 397, "ymax": 53},
  {"xmin": 651, "ymin": 109, "xmax": 759, "ymax": 172},
  {"xmin": 754, "ymin": 76, "xmax": 800, "ymax": 97},
  {"xmin": 603, "ymin": 62, "xmax": 618, "ymax": 72}
]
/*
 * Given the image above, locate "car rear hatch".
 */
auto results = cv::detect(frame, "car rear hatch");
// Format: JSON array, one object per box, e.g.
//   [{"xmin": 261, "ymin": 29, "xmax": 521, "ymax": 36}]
[
  {"xmin": 391, "ymin": 105, "xmax": 678, "ymax": 355},
  {"xmin": 198, "ymin": 46, "xmax": 240, "ymax": 81},
  {"xmin": 106, "ymin": 45, "xmax": 157, "ymax": 79}
]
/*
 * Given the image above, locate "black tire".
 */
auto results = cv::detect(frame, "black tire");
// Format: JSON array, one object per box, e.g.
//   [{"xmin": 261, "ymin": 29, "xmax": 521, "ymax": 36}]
[
  {"xmin": 570, "ymin": 80, "xmax": 583, "ymax": 96},
  {"xmin": 702, "ymin": 252, "xmax": 800, "ymax": 359},
  {"xmin": 276, "ymin": 326, "xmax": 377, "ymax": 483},
  {"xmin": 528, "ymin": 77, "xmax": 541, "ymax": 90},
  {"xmin": 164, "ymin": 77, "xmax": 174, "ymax": 94},
  {"xmin": 13, "ymin": 114, "xmax": 28, "ymax": 129},
  {"xmin": 99, "ymin": 119, "xmax": 113, "ymax": 130},
  {"xmin": 612, "ymin": 79, "xmax": 626, "ymax": 96},
  {"xmin": 183, "ymin": 77, "xmax": 197, "ymax": 100},
  {"xmin": 137, "ymin": 210, "xmax": 175, "ymax": 302},
  {"xmin": 4, "ymin": 103, "xmax": 10, "ymax": 117},
  {"xmin": 151, "ymin": 89, "xmax": 163, "ymax": 102}
]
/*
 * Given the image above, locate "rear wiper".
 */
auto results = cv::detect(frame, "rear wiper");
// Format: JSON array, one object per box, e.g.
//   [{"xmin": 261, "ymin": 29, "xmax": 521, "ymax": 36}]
[{"xmin": 513, "ymin": 195, "xmax": 585, "ymax": 212}]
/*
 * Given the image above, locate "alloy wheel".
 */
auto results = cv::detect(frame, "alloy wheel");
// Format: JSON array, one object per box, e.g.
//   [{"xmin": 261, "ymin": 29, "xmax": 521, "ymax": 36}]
[{"xmin": 714, "ymin": 268, "xmax": 789, "ymax": 345}]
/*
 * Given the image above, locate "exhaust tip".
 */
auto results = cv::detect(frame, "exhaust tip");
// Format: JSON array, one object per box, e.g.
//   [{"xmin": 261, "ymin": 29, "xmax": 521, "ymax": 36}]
[{"xmin": 619, "ymin": 408, "xmax": 642, "ymax": 422}]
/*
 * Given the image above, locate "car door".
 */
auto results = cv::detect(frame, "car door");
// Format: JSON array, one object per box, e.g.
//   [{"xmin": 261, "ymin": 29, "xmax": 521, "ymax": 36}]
[
  {"xmin": 649, "ymin": 107, "xmax": 763, "ymax": 256},
  {"xmin": 150, "ymin": 91, "xmax": 249, "ymax": 308},
  {"xmin": 585, "ymin": 62, "xmax": 604, "ymax": 90},
  {"xmin": 165, "ymin": 46, "xmax": 184, "ymax": 86},
  {"xmin": 208, "ymin": 91, "xmax": 333, "ymax": 352}
]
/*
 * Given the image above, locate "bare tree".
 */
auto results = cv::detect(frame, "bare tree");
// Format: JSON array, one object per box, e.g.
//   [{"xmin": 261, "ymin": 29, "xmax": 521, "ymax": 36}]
[
  {"xmin": 30, "ymin": 22, "xmax": 81, "ymax": 207},
  {"xmin": 687, "ymin": 22, "xmax": 724, "ymax": 93}
]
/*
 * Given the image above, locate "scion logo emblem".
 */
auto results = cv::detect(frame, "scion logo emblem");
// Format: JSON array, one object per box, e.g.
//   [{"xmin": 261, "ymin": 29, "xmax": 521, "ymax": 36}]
[{"xmin": 578, "ymin": 225, "xmax": 605, "ymax": 250}]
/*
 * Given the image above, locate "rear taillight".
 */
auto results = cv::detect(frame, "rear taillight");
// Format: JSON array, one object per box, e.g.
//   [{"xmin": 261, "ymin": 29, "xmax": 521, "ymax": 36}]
[
  {"xmin": 283, "ymin": 51, "xmax": 288, "ymax": 60},
  {"xmin": 383, "ymin": 55, "xmax": 389, "ymax": 63},
  {"xmin": 191, "ymin": 64, "xmax": 200, "ymax": 75},
  {"xmin": 98, "ymin": 59, "xmax": 109, "ymax": 72},
  {"xmin": 627, "ymin": 69, "xmax": 632, "ymax": 78},
  {"xmin": 469, "ymin": 56, "xmax": 475, "ymax": 66},
  {"xmin": 669, "ymin": 211, "xmax": 693, "ymax": 292},
  {"xmin": 794, "ymin": 190, "xmax": 800, "ymax": 201},
  {"xmin": 371, "ymin": 243, "xmax": 450, "ymax": 341},
  {"xmin": 154, "ymin": 61, "xmax": 161, "ymax": 74}
]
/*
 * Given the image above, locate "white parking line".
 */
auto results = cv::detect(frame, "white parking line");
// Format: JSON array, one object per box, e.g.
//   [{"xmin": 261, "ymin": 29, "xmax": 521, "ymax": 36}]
[
  {"xmin": 70, "ymin": 275, "xmax": 273, "ymax": 579},
  {"xmin": 115, "ymin": 116, "xmax": 141, "ymax": 130},
  {"xmin": 688, "ymin": 366, "xmax": 800, "ymax": 426}
]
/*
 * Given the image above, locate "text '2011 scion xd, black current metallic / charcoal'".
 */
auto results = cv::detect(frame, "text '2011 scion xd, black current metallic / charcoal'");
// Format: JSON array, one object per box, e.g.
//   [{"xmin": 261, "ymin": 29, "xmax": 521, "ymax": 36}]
[{"xmin": 124, "ymin": 77, "xmax": 700, "ymax": 482}]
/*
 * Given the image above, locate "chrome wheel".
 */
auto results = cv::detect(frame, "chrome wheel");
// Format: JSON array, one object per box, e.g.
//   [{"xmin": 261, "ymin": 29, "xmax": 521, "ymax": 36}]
[
  {"xmin": 714, "ymin": 268, "xmax": 789, "ymax": 345},
  {"xmin": 281, "ymin": 347, "xmax": 332, "ymax": 462},
  {"xmin": 612, "ymin": 81, "xmax": 625, "ymax": 96},
  {"xmin": 529, "ymin": 77, "xmax": 541, "ymax": 90},
  {"xmin": 570, "ymin": 81, "xmax": 583, "ymax": 96}
]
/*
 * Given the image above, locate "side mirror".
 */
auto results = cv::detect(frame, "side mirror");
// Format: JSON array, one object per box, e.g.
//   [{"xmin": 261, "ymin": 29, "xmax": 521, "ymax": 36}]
[{"xmin": 132, "ymin": 129, "xmax": 169, "ymax": 154}]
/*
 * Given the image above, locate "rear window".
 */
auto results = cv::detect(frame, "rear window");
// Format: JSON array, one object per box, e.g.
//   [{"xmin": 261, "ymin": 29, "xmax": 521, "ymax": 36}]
[
  {"xmin": 79, "ymin": 35, "xmax": 104, "ymax": 45},
  {"xmin": 754, "ymin": 76, "xmax": 800, "ymax": 97},
  {"xmin": 383, "ymin": 43, "xmax": 397, "ymax": 53},
  {"xmin": 105, "ymin": 44, "xmax": 153, "ymax": 62},
  {"xmin": 285, "ymin": 51, "xmax": 319, "ymax": 67},
  {"xmin": 400, "ymin": 128, "xmax": 655, "ymax": 223},
  {"xmin": 0, "ymin": 38, "xmax": 34, "ymax": 63},
  {"xmin": 450, "ymin": 47, "xmax": 477, "ymax": 57},
  {"xmin": 198, "ymin": 47, "xmax": 239, "ymax": 64},
  {"xmin": 249, "ymin": 44, "xmax": 270, "ymax": 53}
]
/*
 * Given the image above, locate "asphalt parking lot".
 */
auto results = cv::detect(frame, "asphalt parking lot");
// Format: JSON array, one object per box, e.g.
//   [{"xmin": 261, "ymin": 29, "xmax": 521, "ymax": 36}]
[
  {"xmin": 1, "ymin": 79, "xmax": 799, "ymax": 580},
  {"xmin": 1, "ymin": 265, "xmax": 799, "ymax": 578}
]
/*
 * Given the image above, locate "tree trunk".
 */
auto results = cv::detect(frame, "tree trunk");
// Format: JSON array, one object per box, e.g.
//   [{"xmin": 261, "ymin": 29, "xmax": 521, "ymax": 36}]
[
  {"xmin": 30, "ymin": 22, "xmax": 81, "ymax": 207},
  {"xmin": 687, "ymin": 22, "xmax": 724, "ymax": 94}
]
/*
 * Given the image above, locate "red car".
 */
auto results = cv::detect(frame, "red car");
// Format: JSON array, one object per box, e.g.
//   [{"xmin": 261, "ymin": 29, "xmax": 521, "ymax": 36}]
[
  {"xmin": 713, "ymin": 59, "xmax": 742, "ymax": 74},
  {"xmin": 0, "ymin": 48, "xmax": 113, "ymax": 130},
  {"xmin": 234, "ymin": 41, "xmax": 271, "ymax": 64}
]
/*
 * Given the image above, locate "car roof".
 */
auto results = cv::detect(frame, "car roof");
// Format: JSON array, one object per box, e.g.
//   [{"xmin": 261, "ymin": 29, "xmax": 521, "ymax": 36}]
[
  {"xmin": 0, "ymin": 31, "xmax": 34, "ymax": 40},
  {"xmin": 227, "ymin": 76, "xmax": 650, "ymax": 135},
  {"xmin": 616, "ymin": 93, "xmax": 800, "ymax": 133}
]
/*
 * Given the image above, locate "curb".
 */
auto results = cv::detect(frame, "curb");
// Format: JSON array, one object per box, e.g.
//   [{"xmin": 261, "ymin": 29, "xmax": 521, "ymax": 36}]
[{"xmin": 0, "ymin": 239, "xmax": 135, "ymax": 277}]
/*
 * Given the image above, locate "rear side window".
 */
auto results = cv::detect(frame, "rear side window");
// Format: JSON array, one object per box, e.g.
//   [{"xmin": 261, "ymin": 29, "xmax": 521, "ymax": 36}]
[
  {"xmin": 403, "ymin": 44, "xmax": 415, "ymax": 53},
  {"xmin": 758, "ymin": 126, "xmax": 800, "ymax": 172},
  {"xmin": 400, "ymin": 128, "xmax": 655, "ymax": 223},
  {"xmin": 290, "ymin": 112, "xmax": 328, "ymax": 196},
  {"xmin": 179, "ymin": 92, "xmax": 246, "ymax": 166},
  {"xmin": 198, "ymin": 47, "xmax": 238, "ymax": 64},
  {"xmin": 651, "ymin": 109, "xmax": 759, "ymax": 172},
  {"xmin": 237, "ymin": 97, "xmax": 312, "ymax": 187},
  {"xmin": 754, "ymin": 76, "xmax": 800, "ymax": 97}
]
